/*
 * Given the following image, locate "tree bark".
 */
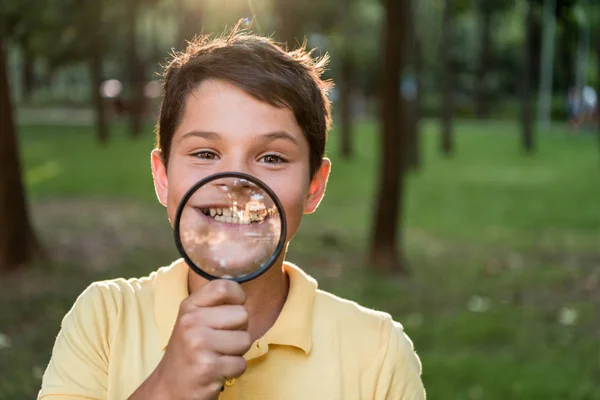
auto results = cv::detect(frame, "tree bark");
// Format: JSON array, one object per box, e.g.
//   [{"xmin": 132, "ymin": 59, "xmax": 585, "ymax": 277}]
[
  {"xmin": 177, "ymin": 0, "xmax": 204, "ymax": 50},
  {"xmin": 521, "ymin": 1, "xmax": 535, "ymax": 154},
  {"xmin": 126, "ymin": 0, "xmax": 145, "ymax": 138},
  {"xmin": 440, "ymin": 0, "xmax": 454, "ymax": 155},
  {"xmin": 339, "ymin": 50, "xmax": 354, "ymax": 159},
  {"xmin": 273, "ymin": 0, "xmax": 303, "ymax": 49},
  {"xmin": 88, "ymin": 0, "xmax": 109, "ymax": 144},
  {"xmin": 0, "ymin": 41, "xmax": 41, "ymax": 271},
  {"xmin": 405, "ymin": 0, "xmax": 421, "ymax": 170},
  {"xmin": 21, "ymin": 44, "xmax": 34, "ymax": 103},
  {"xmin": 369, "ymin": 0, "xmax": 408, "ymax": 275},
  {"xmin": 475, "ymin": 0, "xmax": 492, "ymax": 119},
  {"xmin": 597, "ymin": 23, "xmax": 600, "ymax": 157},
  {"xmin": 90, "ymin": 51, "xmax": 109, "ymax": 145}
]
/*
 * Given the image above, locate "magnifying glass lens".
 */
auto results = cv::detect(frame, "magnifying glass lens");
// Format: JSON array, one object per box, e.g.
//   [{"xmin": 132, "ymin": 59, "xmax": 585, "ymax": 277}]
[{"xmin": 175, "ymin": 174, "xmax": 285, "ymax": 282}]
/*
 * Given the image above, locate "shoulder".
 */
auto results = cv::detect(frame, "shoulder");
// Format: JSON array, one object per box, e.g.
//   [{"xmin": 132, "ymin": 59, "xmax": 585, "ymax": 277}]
[
  {"xmin": 64, "ymin": 267, "xmax": 163, "ymax": 335},
  {"xmin": 75, "ymin": 269, "xmax": 159, "ymax": 309},
  {"xmin": 313, "ymin": 289, "xmax": 424, "ymax": 394},
  {"xmin": 314, "ymin": 288, "xmax": 395, "ymax": 332},
  {"xmin": 313, "ymin": 289, "xmax": 405, "ymax": 354}
]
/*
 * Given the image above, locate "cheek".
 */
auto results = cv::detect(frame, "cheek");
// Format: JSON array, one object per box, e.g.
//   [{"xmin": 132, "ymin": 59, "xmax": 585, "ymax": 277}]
[
  {"xmin": 164, "ymin": 163, "xmax": 202, "ymax": 225},
  {"xmin": 271, "ymin": 180, "xmax": 309, "ymax": 240}
]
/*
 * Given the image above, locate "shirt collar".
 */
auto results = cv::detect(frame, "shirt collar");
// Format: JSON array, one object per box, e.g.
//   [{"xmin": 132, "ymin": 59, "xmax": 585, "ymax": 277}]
[
  {"xmin": 263, "ymin": 262, "xmax": 317, "ymax": 354},
  {"xmin": 154, "ymin": 259, "xmax": 318, "ymax": 354},
  {"xmin": 154, "ymin": 258, "xmax": 190, "ymax": 351}
]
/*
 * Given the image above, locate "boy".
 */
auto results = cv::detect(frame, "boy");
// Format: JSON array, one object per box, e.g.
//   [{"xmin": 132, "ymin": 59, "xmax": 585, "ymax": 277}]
[{"xmin": 38, "ymin": 27, "xmax": 426, "ymax": 400}]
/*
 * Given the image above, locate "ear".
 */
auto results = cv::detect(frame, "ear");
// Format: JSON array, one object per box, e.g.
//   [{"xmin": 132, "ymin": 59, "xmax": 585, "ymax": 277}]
[
  {"xmin": 151, "ymin": 149, "xmax": 168, "ymax": 207},
  {"xmin": 304, "ymin": 158, "xmax": 331, "ymax": 214}
]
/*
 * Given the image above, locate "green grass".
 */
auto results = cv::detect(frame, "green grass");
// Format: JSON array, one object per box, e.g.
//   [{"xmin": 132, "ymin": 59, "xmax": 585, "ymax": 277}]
[{"xmin": 1, "ymin": 119, "xmax": 599, "ymax": 399}]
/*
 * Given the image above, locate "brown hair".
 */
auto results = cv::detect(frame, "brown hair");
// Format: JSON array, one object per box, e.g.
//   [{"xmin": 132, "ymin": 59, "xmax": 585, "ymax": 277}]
[{"xmin": 155, "ymin": 25, "xmax": 333, "ymax": 178}]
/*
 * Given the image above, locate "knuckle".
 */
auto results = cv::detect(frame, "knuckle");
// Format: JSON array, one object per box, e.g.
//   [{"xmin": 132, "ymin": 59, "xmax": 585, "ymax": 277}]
[
  {"xmin": 229, "ymin": 305, "xmax": 248, "ymax": 326},
  {"xmin": 179, "ymin": 298, "xmax": 193, "ymax": 313},
  {"xmin": 213, "ymin": 280, "xmax": 231, "ymax": 298},
  {"xmin": 237, "ymin": 306, "xmax": 249, "ymax": 321},
  {"xmin": 191, "ymin": 333, "xmax": 209, "ymax": 351},
  {"xmin": 232, "ymin": 357, "xmax": 247, "ymax": 376},
  {"xmin": 199, "ymin": 351, "xmax": 219, "ymax": 368},
  {"xmin": 240, "ymin": 332, "xmax": 252, "ymax": 349},
  {"xmin": 207, "ymin": 381, "xmax": 224, "ymax": 395},
  {"xmin": 178, "ymin": 312, "xmax": 196, "ymax": 331}
]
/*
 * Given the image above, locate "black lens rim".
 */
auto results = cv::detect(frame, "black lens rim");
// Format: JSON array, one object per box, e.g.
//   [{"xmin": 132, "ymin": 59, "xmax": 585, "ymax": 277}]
[{"xmin": 173, "ymin": 171, "xmax": 287, "ymax": 284}]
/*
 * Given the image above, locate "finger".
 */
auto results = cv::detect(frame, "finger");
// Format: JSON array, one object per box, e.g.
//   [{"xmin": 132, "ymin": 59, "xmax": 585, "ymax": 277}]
[
  {"xmin": 218, "ymin": 355, "xmax": 247, "ymax": 379},
  {"xmin": 207, "ymin": 329, "xmax": 253, "ymax": 356},
  {"xmin": 197, "ymin": 305, "xmax": 249, "ymax": 330},
  {"xmin": 184, "ymin": 280, "xmax": 246, "ymax": 309}
]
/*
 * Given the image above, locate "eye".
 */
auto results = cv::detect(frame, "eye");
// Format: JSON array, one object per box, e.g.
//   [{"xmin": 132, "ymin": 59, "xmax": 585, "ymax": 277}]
[
  {"xmin": 191, "ymin": 150, "xmax": 219, "ymax": 160},
  {"xmin": 260, "ymin": 154, "xmax": 288, "ymax": 164}
]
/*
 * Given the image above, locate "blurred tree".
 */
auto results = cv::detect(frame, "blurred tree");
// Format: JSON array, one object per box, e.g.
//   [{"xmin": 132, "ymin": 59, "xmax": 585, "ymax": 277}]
[
  {"xmin": 596, "ymin": 10, "xmax": 600, "ymax": 153},
  {"xmin": 20, "ymin": 43, "xmax": 35, "ymax": 102},
  {"xmin": 440, "ymin": 0, "xmax": 454, "ymax": 155},
  {"xmin": 338, "ymin": 47, "xmax": 355, "ymax": 159},
  {"xmin": 475, "ymin": 0, "xmax": 494, "ymax": 119},
  {"xmin": 126, "ymin": 0, "xmax": 146, "ymax": 138},
  {"xmin": 337, "ymin": 0, "xmax": 358, "ymax": 160},
  {"xmin": 556, "ymin": 1, "xmax": 578, "ymax": 94},
  {"xmin": 177, "ymin": 0, "xmax": 204, "ymax": 50},
  {"xmin": 404, "ymin": 0, "xmax": 422, "ymax": 170},
  {"xmin": 474, "ymin": 0, "xmax": 515, "ymax": 119},
  {"xmin": 82, "ymin": 0, "xmax": 110, "ymax": 144},
  {"xmin": 321, "ymin": 0, "xmax": 381, "ymax": 160},
  {"xmin": 369, "ymin": 0, "xmax": 409, "ymax": 274},
  {"xmin": 521, "ymin": 0, "xmax": 536, "ymax": 154},
  {"xmin": 0, "ymin": 40, "xmax": 41, "ymax": 270},
  {"xmin": 273, "ymin": 0, "xmax": 303, "ymax": 49}
]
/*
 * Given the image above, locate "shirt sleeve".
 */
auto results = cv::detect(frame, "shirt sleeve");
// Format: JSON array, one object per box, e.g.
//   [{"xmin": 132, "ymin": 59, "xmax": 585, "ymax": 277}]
[
  {"xmin": 374, "ymin": 319, "xmax": 426, "ymax": 400},
  {"xmin": 37, "ymin": 283, "xmax": 112, "ymax": 400}
]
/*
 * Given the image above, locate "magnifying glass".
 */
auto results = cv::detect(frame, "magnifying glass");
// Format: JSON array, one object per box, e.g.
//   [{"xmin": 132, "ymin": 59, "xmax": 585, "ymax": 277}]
[{"xmin": 173, "ymin": 172, "xmax": 287, "ymax": 283}]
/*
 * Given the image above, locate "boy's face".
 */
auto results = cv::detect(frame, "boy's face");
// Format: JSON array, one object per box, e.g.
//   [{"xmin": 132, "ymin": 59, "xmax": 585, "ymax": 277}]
[{"xmin": 151, "ymin": 79, "xmax": 330, "ymax": 250}]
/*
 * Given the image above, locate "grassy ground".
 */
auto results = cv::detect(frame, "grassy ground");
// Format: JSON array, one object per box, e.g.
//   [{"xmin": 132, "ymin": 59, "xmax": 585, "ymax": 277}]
[{"xmin": 1, "ymin": 119, "xmax": 599, "ymax": 399}]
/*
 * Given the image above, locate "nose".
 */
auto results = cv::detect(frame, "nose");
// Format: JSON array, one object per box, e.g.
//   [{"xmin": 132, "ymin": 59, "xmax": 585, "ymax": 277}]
[
  {"xmin": 208, "ymin": 152, "xmax": 261, "ymax": 197},
  {"xmin": 212, "ymin": 177, "xmax": 256, "ymax": 198}
]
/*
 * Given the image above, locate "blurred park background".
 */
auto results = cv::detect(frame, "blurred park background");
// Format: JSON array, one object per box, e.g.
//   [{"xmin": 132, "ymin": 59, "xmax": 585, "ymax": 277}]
[{"xmin": 1, "ymin": 0, "xmax": 600, "ymax": 398}]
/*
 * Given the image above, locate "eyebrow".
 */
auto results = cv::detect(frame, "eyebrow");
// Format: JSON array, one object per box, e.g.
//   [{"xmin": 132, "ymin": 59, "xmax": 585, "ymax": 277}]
[
  {"xmin": 257, "ymin": 131, "xmax": 299, "ymax": 146},
  {"xmin": 178, "ymin": 130, "xmax": 221, "ymax": 143},
  {"xmin": 178, "ymin": 130, "xmax": 299, "ymax": 146}
]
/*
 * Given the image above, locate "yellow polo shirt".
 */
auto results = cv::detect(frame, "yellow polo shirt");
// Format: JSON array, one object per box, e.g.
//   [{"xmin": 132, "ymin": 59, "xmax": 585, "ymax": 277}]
[{"xmin": 38, "ymin": 259, "xmax": 425, "ymax": 399}]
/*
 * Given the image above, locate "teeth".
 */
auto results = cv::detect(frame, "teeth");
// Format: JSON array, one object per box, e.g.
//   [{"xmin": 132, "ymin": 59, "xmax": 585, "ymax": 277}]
[{"xmin": 203, "ymin": 206, "xmax": 272, "ymax": 224}]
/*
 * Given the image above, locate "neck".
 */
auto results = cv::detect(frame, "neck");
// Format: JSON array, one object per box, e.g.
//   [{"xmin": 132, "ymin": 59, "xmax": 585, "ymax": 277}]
[{"xmin": 188, "ymin": 256, "xmax": 290, "ymax": 341}]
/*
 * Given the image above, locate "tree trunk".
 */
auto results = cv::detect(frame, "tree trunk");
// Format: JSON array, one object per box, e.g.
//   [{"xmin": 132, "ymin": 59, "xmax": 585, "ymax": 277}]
[
  {"xmin": 126, "ymin": 0, "xmax": 145, "ymax": 138},
  {"xmin": 369, "ymin": 0, "xmax": 408, "ymax": 275},
  {"xmin": 88, "ymin": 0, "xmax": 109, "ymax": 145},
  {"xmin": 0, "ymin": 41, "xmax": 41, "ymax": 271},
  {"xmin": 440, "ymin": 0, "xmax": 454, "ymax": 155},
  {"xmin": 405, "ymin": 0, "xmax": 421, "ymax": 170},
  {"xmin": 339, "ymin": 51, "xmax": 354, "ymax": 159},
  {"xmin": 475, "ymin": 0, "xmax": 492, "ymax": 119},
  {"xmin": 597, "ymin": 23, "xmax": 600, "ymax": 156},
  {"xmin": 273, "ymin": 0, "xmax": 303, "ymax": 49},
  {"xmin": 177, "ymin": 0, "xmax": 204, "ymax": 50},
  {"xmin": 537, "ymin": 0, "xmax": 556, "ymax": 128},
  {"xmin": 90, "ymin": 51, "xmax": 109, "ymax": 144},
  {"xmin": 21, "ymin": 45, "xmax": 34, "ymax": 103},
  {"xmin": 521, "ymin": 1, "xmax": 535, "ymax": 154}
]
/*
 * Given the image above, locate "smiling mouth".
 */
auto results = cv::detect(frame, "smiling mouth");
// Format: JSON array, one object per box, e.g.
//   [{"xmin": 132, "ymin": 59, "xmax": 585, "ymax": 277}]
[{"xmin": 196, "ymin": 201, "xmax": 276, "ymax": 225}]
